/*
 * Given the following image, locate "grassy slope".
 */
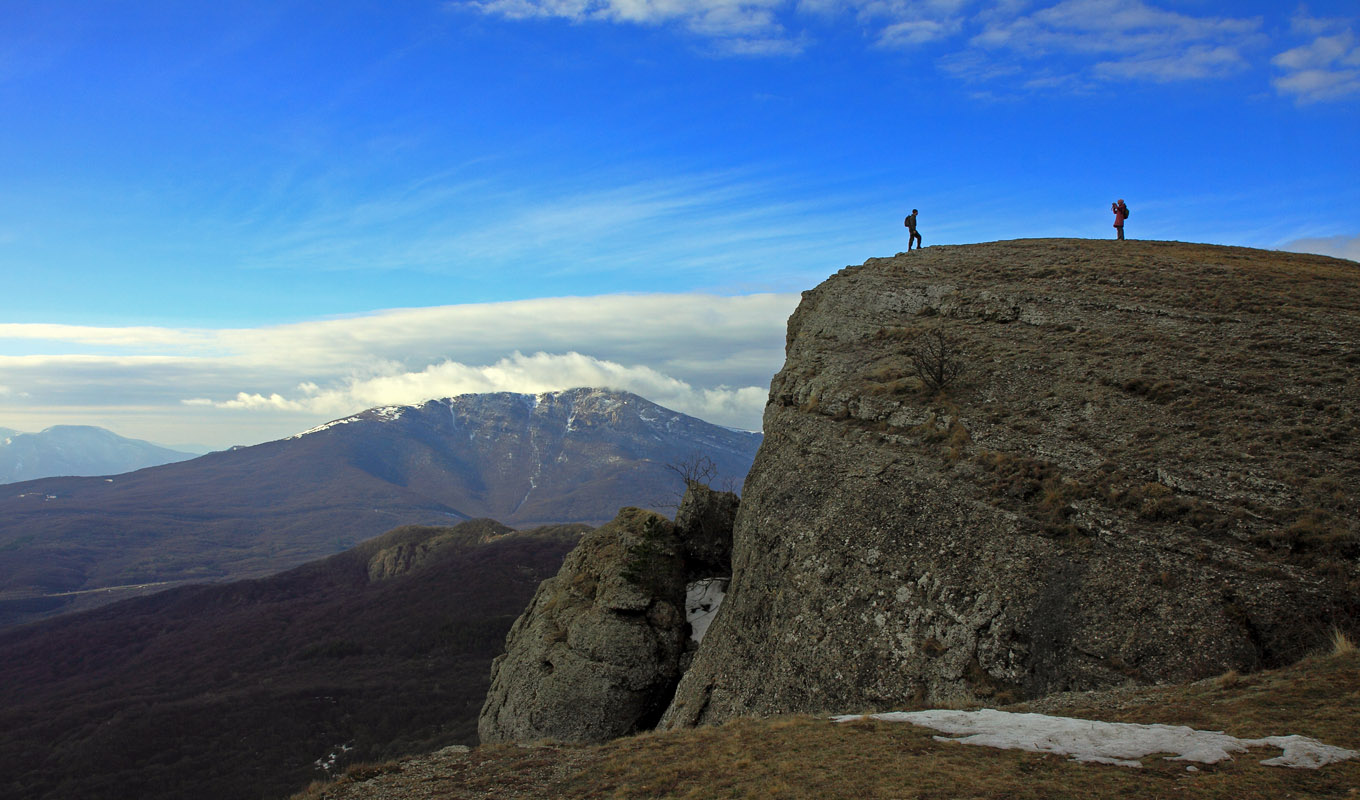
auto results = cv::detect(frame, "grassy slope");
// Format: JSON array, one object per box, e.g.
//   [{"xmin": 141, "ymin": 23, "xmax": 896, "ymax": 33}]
[{"xmin": 299, "ymin": 631, "xmax": 1359, "ymax": 800}]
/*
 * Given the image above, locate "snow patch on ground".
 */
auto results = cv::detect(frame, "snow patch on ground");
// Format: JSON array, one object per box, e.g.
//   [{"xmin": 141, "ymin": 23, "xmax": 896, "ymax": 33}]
[
  {"xmin": 685, "ymin": 578, "xmax": 728, "ymax": 643},
  {"xmin": 314, "ymin": 742, "xmax": 353, "ymax": 773},
  {"xmin": 833, "ymin": 709, "xmax": 1358, "ymax": 769}
]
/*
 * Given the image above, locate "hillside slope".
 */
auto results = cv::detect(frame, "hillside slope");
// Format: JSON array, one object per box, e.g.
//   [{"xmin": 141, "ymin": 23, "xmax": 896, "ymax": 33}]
[
  {"xmin": 0, "ymin": 520, "xmax": 584, "ymax": 800},
  {"xmin": 664, "ymin": 239, "xmax": 1358, "ymax": 724},
  {"xmin": 0, "ymin": 388, "xmax": 760, "ymax": 626}
]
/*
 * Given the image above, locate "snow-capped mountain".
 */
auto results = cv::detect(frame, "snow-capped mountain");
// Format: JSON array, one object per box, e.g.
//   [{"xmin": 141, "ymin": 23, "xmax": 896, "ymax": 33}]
[
  {"xmin": 286, "ymin": 388, "xmax": 759, "ymax": 527},
  {"xmin": 0, "ymin": 389, "xmax": 761, "ymax": 627},
  {"xmin": 0, "ymin": 425, "xmax": 196, "ymax": 484}
]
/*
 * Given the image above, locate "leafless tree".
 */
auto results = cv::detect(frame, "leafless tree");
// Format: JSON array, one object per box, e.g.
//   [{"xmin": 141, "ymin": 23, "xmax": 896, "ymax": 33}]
[
  {"xmin": 654, "ymin": 452, "xmax": 720, "ymax": 510},
  {"xmin": 911, "ymin": 328, "xmax": 967, "ymax": 393},
  {"xmin": 665, "ymin": 452, "xmax": 717, "ymax": 488}
]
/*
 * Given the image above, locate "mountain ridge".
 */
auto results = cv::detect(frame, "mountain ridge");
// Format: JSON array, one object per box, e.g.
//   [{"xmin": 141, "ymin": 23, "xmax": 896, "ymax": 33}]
[
  {"xmin": 0, "ymin": 424, "xmax": 196, "ymax": 484},
  {"xmin": 0, "ymin": 388, "xmax": 760, "ymax": 627}
]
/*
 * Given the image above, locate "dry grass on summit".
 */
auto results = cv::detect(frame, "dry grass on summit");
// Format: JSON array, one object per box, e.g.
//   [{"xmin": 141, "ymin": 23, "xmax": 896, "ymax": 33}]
[{"xmin": 297, "ymin": 643, "xmax": 1360, "ymax": 800}]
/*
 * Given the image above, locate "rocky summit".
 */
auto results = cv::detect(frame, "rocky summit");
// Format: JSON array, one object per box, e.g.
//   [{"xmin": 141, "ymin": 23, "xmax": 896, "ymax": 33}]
[{"xmin": 661, "ymin": 239, "xmax": 1360, "ymax": 727}]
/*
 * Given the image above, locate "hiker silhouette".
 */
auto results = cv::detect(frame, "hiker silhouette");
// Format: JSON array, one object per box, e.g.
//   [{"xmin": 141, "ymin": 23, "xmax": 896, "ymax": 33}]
[{"xmin": 904, "ymin": 209, "xmax": 922, "ymax": 250}]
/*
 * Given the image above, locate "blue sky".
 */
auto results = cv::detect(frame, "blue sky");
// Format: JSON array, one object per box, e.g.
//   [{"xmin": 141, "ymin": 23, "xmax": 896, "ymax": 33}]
[{"xmin": 2, "ymin": 0, "xmax": 1357, "ymax": 449}]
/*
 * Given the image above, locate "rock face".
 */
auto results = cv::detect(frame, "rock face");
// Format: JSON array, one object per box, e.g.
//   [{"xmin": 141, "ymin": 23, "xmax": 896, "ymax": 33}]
[
  {"xmin": 662, "ymin": 240, "xmax": 1360, "ymax": 727},
  {"xmin": 478, "ymin": 508, "xmax": 690, "ymax": 744}
]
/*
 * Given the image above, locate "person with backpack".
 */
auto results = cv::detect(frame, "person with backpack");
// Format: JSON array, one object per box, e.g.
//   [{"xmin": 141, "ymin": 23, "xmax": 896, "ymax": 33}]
[
  {"xmin": 1112, "ymin": 199, "xmax": 1129, "ymax": 240},
  {"xmin": 905, "ymin": 209, "xmax": 922, "ymax": 250}
]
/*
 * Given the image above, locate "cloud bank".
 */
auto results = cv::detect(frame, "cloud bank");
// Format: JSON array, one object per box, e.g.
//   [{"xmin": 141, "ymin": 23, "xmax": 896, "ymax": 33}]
[
  {"xmin": 0, "ymin": 293, "xmax": 797, "ymax": 447},
  {"xmin": 185, "ymin": 351, "xmax": 770, "ymax": 432}
]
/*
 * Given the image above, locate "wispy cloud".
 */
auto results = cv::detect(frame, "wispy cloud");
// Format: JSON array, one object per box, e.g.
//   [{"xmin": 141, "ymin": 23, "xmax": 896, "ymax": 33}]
[
  {"xmin": 1271, "ymin": 12, "xmax": 1360, "ymax": 103},
  {"xmin": 458, "ymin": 0, "xmax": 1275, "ymax": 93},
  {"xmin": 454, "ymin": 0, "xmax": 800, "ymax": 55},
  {"xmin": 959, "ymin": 0, "xmax": 1261, "ymax": 87},
  {"xmin": 230, "ymin": 163, "xmax": 875, "ymax": 293}
]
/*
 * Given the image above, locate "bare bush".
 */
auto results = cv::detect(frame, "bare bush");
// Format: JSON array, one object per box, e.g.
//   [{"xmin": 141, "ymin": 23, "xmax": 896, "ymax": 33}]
[
  {"xmin": 665, "ymin": 452, "xmax": 718, "ymax": 489},
  {"xmin": 911, "ymin": 328, "xmax": 967, "ymax": 393},
  {"xmin": 654, "ymin": 452, "xmax": 720, "ymax": 510}
]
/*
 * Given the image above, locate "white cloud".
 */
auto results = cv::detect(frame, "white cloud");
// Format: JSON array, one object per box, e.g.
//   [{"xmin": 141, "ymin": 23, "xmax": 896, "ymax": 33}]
[
  {"xmin": 457, "ymin": 0, "xmax": 798, "ymax": 55},
  {"xmin": 0, "ymin": 323, "xmax": 217, "ymax": 350},
  {"xmin": 1271, "ymin": 17, "xmax": 1360, "ymax": 103},
  {"xmin": 1280, "ymin": 234, "xmax": 1360, "ymax": 263},
  {"xmin": 877, "ymin": 17, "xmax": 961, "ymax": 48},
  {"xmin": 964, "ymin": 0, "xmax": 1261, "ymax": 86}
]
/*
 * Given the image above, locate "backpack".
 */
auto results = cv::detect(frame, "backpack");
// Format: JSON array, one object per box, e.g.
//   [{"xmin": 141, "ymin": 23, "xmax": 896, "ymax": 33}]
[{"xmin": 1121, "ymin": 204, "xmax": 1130, "ymax": 218}]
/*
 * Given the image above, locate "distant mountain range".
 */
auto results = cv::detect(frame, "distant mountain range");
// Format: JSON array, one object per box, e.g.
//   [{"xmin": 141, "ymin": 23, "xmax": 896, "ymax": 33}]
[
  {"xmin": 0, "ymin": 389, "xmax": 761, "ymax": 627},
  {"xmin": 0, "ymin": 519, "xmax": 584, "ymax": 800},
  {"xmin": 0, "ymin": 425, "xmax": 196, "ymax": 484}
]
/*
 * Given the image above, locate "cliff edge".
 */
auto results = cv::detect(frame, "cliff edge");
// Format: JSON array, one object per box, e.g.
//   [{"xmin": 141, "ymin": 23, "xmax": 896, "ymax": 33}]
[{"xmin": 662, "ymin": 239, "xmax": 1359, "ymax": 726}]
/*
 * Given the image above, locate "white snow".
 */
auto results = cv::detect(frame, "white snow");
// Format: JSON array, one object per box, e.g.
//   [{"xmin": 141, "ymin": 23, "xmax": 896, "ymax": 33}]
[
  {"xmin": 290, "ymin": 416, "xmax": 362, "ymax": 439},
  {"xmin": 685, "ymin": 578, "xmax": 728, "ymax": 643},
  {"xmin": 373, "ymin": 405, "xmax": 405, "ymax": 421},
  {"xmin": 290, "ymin": 406, "xmax": 405, "ymax": 439},
  {"xmin": 314, "ymin": 742, "xmax": 354, "ymax": 772},
  {"xmin": 832, "ymin": 709, "xmax": 1358, "ymax": 769}
]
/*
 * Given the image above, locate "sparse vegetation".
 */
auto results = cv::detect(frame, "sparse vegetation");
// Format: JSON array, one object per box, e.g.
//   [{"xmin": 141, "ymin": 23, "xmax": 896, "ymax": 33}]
[
  {"xmin": 294, "ymin": 646, "xmax": 1360, "ymax": 800},
  {"xmin": 0, "ymin": 523, "xmax": 583, "ymax": 800},
  {"xmin": 909, "ymin": 327, "xmax": 968, "ymax": 394}
]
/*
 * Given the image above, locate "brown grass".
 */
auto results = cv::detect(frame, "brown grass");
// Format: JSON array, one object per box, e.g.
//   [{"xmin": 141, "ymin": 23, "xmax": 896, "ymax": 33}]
[{"xmin": 295, "ymin": 648, "xmax": 1360, "ymax": 800}]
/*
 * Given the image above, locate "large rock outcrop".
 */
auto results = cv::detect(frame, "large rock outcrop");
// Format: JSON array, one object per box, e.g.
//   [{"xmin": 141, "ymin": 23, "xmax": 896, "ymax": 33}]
[
  {"xmin": 478, "ymin": 483, "xmax": 741, "ymax": 744},
  {"xmin": 662, "ymin": 239, "xmax": 1360, "ymax": 727},
  {"xmin": 478, "ymin": 508, "xmax": 690, "ymax": 744}
]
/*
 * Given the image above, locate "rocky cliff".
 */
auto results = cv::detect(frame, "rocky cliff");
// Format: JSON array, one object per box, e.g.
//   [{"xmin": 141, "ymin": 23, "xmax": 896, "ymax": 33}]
[{"xmin": 661, "ymin": 239, "xmax": 1359, "ymax": 726}]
